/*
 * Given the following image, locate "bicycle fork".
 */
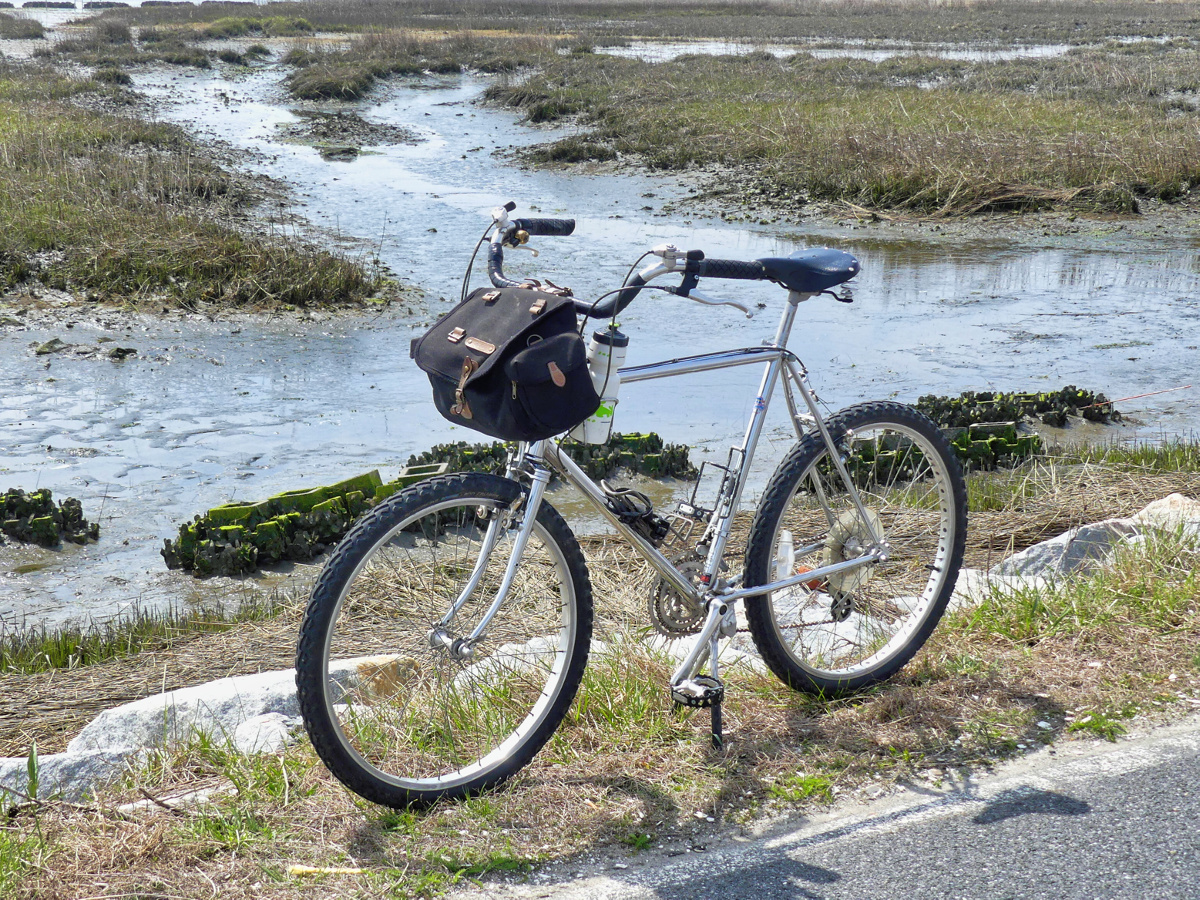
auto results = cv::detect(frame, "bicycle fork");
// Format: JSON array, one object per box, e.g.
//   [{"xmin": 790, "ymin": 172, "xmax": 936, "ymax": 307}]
[{"xmin": 430, "ymin": 461, "xmax": 552, "ymax": 659}]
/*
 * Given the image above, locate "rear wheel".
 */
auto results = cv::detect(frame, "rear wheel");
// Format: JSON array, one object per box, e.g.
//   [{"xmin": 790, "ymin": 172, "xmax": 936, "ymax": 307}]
[
  {"xmin": 295, "ymin": 473, "xmax": 592, "ymax": 807},
  {"xmin": 743, "ymin": 402, "xmax": 967, "ymax": 695}
]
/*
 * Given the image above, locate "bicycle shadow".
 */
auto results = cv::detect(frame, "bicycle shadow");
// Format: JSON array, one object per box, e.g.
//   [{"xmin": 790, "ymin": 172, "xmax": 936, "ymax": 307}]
[{"xmin": 701, "ymin": 676, "xmax": 1072, "ymax": 821}]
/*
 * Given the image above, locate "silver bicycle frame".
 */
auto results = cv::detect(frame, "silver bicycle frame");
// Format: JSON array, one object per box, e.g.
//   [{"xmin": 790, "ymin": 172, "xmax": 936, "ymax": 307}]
[{"xmin": 466, "ymin": 286, "xmax": 885, "ymax": 688}]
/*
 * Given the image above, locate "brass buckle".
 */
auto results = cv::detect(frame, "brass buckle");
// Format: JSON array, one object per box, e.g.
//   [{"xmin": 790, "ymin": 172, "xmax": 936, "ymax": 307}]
[{"xmin": 450, "ymin": 357, "xmax": 477, "ymax": 419}]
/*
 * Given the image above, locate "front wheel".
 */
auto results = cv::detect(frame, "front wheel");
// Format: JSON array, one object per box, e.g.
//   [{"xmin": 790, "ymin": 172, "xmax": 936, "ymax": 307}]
[
  {"xmin": 295, "ymin": 473, "xmax": 593, "ymax": 807},
  {"xmin": 743, "ymin": 401, "xmax": 967, "ymax": 696}
]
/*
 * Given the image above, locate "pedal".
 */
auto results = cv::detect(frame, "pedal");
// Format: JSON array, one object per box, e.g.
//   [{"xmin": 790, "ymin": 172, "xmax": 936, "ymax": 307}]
[{"xmin": 670, "ymin": 674, "xmax": 725, "ymax": 709}]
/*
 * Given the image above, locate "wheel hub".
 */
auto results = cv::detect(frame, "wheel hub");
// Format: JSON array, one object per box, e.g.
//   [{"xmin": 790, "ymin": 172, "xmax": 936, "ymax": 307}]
[{"xmin": 822, "ymin": 507, "xmax": 884, "ymax": 597}]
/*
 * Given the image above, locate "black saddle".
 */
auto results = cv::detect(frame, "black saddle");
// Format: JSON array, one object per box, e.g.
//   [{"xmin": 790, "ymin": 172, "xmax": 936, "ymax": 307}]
[{"xmin": 756, "ymin": 248, "xmax": 860, "ymax": 293}]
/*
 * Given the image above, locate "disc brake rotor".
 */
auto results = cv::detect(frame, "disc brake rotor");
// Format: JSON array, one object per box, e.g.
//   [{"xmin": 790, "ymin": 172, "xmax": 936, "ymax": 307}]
[{"xmin": 822, "ymin": 507, "xmax": 884, "ymax": 600}]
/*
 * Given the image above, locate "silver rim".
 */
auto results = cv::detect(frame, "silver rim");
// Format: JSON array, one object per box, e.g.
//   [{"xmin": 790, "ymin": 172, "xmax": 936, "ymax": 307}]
[
  {"xmin": 767, "ymin": 421, "xmax": 958, "ymax": 678},
  {"xmin": 319, "ymin": 496, "xmax": 577, "ymax": 790}
]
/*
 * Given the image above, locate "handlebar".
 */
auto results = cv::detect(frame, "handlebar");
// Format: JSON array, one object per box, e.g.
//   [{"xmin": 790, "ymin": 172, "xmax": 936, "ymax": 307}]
[
  {"xmin": 693, "ymin": 258, "xmax": 765, "ymax": 281},
  {"xmin": 512, "ymin": 217, "xmax": 575, "ymax": 237},
  {"xmin": 483, "ymin": 203, "xmax": 769, "ymax": 317}
]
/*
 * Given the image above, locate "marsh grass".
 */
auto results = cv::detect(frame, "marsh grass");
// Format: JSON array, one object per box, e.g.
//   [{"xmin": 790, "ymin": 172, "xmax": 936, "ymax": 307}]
[
  {"xmin": 200, "ymin": 14, "xmax": 315, "ymax": 39},
  {"xmin": 105, "ymin": 0, "xmax": 1200, "ymax": 47},
  {"xmin": 283, "ymin": 30, "xmax": 562, "ymax": 100},
  {"xmin": 1057, "ymin": 439, "xmax": 1200, "ymax": 473},
  {"xmin": 489, "ymin": 49, "xmax": 1200, "ymax": 214},
  {"xmin": 0, "ymin": 11, "xmax": 44, "ymax": 40},
  {"xmin": 37, "ymin": 20, "xmax": 214, "ymax": 69},
  {"xmin": 0, "ymin": 63, "xmax": 381, "ymax": 307},
  {"xmin": 80, "ymin": 0, "xmax": 1200, "ymax": 212}
]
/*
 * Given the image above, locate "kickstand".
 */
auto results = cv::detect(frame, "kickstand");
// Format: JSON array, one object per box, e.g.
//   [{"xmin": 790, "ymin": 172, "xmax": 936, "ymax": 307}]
[{"xmin": 709, "ymin": 635, "xmax": 723, "ymax": 749}]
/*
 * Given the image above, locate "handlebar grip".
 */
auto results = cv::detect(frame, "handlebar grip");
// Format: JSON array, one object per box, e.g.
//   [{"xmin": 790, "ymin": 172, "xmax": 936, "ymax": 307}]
[
  {"xmin": 512, "ymin": 217, "xmax": 575, "ymax": 237},
  {"xmin": 695, "ymin": 258, "xmax": 766, "ymax": 280}
]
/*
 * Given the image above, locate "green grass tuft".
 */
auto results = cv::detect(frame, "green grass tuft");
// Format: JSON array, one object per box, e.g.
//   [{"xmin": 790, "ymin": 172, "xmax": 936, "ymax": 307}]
[
  {"xmin": 768, "ymin": 773, "xmax": 834, "ymax": 804},
  {"xmin": 0, "ymin": 595, "xmax": 285, "ymax": 674},
  {"xmin": 1067, "ymin": 710, "xmax": 1130, "ymax": 742}
]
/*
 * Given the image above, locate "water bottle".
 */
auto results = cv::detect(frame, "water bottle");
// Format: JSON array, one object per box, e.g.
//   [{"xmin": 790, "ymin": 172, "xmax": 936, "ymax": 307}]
[{"xmin": 570, "ymin": 325, "xmax": 629, "ymax": 444}]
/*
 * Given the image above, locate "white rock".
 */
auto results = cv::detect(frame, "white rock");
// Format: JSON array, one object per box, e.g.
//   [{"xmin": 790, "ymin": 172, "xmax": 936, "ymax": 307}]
[
  {"xmin": 67, "ymin": 658, "xmax": 380, "ymax": 756},
  {"xmin": 233, "ymin": 713, "xmax": 301, "ymax": 755},
  {"xmin": 989, "ymin": 518, "xmax": 1139, "ymax": 578},
  {"xmin": 1131, "ymin": 493, "xmax": 1200, "ymax": 536},
  {"xmin": 67, "ymin": 667, "xmax": 302, "ymax": 754},
  {"xmin": 0, "ymin": 748, "xmax": 134, "ymax": 803}
]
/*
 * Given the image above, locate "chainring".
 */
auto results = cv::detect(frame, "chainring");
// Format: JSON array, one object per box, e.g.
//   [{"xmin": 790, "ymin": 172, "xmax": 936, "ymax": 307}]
[{"xmin": 648, "ymin": 554, "xmax": 707, "ymax": 636}]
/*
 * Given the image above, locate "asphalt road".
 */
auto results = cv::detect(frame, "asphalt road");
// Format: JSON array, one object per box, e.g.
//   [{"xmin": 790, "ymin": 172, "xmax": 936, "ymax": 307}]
[{"xmin": 458, "ymin": 714, "xmax": 1200, "ymax": 900}]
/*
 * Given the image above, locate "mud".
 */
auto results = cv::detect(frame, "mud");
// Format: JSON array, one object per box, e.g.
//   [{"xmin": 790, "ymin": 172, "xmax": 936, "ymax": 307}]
[{"xmin": 274, "ymin": 108, "xmax": 419, "ymax": 152}]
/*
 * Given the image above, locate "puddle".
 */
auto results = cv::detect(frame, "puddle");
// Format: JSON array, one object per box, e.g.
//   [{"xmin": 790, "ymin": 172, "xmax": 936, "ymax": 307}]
[
  {"xmin": 2, "ymin": 53, "xmax": 1199, "ymax": 628},
  {"xmin": 597, "ymin": 39, "xmax": 1075, "ymax": 64}
]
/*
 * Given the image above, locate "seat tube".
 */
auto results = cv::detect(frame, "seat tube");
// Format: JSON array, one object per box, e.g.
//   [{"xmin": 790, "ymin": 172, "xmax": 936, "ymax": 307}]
[
  {"xmin": 702, "ymin": 352, "xmax": 782, "ymax": 580},
  {"xmin": 699, "ymin": 291, "xmax": 812, "ymax": 580},
  {"xmin": 773, "ymin": 290, "xmax": 813, "ymax": 348}
]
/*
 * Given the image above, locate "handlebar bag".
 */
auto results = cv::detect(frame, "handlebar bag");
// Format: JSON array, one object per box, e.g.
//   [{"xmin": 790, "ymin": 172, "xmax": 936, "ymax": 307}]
[{"xmin": 411, "ymin": 286, "xmax": 601, "ymax": 442}]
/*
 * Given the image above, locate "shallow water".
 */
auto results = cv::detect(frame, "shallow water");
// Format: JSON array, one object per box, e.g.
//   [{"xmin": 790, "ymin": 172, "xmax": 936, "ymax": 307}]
[
  {"xmin": 597, "ymin": 39, "xmax": 1076, "ymax": 64},
  {"xmin": 2, "ymin": 60, "xmax": 1198, "ymax": 628}
]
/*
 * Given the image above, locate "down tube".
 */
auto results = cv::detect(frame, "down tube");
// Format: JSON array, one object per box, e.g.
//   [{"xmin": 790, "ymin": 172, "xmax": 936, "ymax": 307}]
[{"xmin": 539, "ymin": 442, "xmax": 701, "ymax": 603}]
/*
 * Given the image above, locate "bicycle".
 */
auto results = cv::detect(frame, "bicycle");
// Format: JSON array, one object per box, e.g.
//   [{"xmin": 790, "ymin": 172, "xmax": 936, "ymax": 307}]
[{"xmin": 295, "ymin": 202, "xmax": 968, "ymax": 808}]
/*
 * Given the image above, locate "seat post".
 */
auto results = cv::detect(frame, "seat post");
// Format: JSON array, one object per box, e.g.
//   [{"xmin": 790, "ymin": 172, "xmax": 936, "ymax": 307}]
[{"xmin": 772, "ymin": 291, "xmax": 815, "ymax": 348}]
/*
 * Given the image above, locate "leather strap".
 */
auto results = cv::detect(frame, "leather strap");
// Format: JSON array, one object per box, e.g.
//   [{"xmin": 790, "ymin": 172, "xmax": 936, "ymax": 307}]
[{"xmin": 451, "ymin": 357, "xmax": 477, "ymax": 419}]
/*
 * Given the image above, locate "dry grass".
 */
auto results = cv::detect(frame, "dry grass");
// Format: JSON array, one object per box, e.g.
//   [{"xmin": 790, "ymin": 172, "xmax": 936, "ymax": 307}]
[
  {"xmin": 3, "ymin": 451, "xmax": 1198, "ymax": 897},
  {"xmin": 0, "ymin": 600, "xmax": 306, "ymax": 758},
  {"xmin": 966, "ymin": 453, "xmax": 1200, "ymax": 568}
]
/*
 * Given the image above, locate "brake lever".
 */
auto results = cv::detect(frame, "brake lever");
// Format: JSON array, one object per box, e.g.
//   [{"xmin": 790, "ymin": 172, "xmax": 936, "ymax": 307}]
[
  {"xmin": 692, "ymin": 291, "xmax": 754, "ymax": 318},
  {"xmin": 669, "ymin": 285, "xmax": 754, "ymax": 318}
]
